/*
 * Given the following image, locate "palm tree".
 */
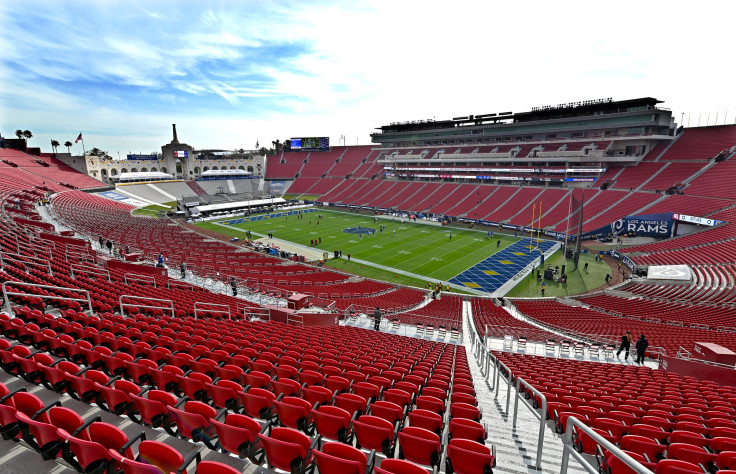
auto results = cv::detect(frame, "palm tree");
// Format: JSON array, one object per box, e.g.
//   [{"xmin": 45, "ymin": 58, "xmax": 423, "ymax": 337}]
[
  {"xmin": 23, "ymin": 130, "xmax": 32, "ymax": 142},
  {"xmin": 51, "ymin": 139, "xmax": 60, "ymax": 153},
  {"xmin": 64, "ymin": 141, "xmax": 72, "ymax": 152},
  {"xmin": 15, "ymin": 129, "xmax": 23, "ymax": 139}
]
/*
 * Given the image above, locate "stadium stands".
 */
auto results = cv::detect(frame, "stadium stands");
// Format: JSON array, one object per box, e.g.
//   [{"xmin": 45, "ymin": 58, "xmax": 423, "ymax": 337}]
[{"xmin": 656, "ymin": 125, "xmax": 736, "ymax": 161}]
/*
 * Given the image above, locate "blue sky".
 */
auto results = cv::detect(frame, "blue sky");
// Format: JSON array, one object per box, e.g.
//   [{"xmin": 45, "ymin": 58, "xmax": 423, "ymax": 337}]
[{"xmin": 1, "ymin": 0, "xmax": 735, "ymax": 157}]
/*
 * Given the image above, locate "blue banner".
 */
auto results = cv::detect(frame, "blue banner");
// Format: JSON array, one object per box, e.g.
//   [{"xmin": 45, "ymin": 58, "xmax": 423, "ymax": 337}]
[
  {"xmin": 583, "ymin": 212, "xmax": 674, "ymax": 239},
  {"xmin": 126, "ymin": 154, "xmax": 158, "ymax": 161}
]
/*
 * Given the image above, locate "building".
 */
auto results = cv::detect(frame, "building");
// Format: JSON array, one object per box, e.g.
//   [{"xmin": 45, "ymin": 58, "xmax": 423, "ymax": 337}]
[{"xmin": 58, "ymin": 124, "xmax": 264, "ymax": 184}]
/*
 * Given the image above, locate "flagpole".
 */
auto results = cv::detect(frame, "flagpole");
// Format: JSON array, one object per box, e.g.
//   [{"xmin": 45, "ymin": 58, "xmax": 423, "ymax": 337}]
[{"xmin": 81, "ymin": 134, "xmax": 86, "ymax": 157}]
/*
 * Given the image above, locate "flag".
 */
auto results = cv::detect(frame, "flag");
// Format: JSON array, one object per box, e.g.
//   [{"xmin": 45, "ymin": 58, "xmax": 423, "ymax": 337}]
[{"xmin": 75, "ymin": 133, "xmax": 83, "ymax": 144}]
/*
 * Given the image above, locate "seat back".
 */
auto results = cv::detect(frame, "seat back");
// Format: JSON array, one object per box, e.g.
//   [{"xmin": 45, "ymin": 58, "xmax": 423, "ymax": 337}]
[
  {"xmin": 446, "ymin": 438, "xmax": 494, "ymax": 473},
  {"xmin": 398, "ymin": 426, "xmax": 440, "ymax": 467}
]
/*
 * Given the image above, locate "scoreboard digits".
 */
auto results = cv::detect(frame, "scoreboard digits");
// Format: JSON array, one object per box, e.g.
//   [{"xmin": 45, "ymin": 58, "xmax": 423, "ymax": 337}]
[{"xmin": 290, "ymin": 137, "xmax": 330, "ymax": 151}]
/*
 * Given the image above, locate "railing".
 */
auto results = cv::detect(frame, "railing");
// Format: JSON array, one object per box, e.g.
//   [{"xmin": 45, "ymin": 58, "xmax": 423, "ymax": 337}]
[
  {"xmin": 513, "ymin": 377, "xmax": 547, "ymax": 469},
  {"xmin": 560, "ymin": 416, "xmax": 652, "ymax": 474},
  {"xmin": 0, "ymin": 251, "xmax": 53, "ymax": 276},
  {"xmin": 193, "ymin": 302, "xmax": 231, "ymax": 320},
  {"xmin": 119, "ymin": 295, "xmax": 174, "ymax": 318},
  {"xmin": 70, "ymin": 264, "xmax": 110, "ymax": 281},
  {"xmin": 2, "ymin": 281, "xmax": 93, "ymax": 316},
  {"xmin": 124, "ymin": 273, "xmax": 157, "ymax": 288}
]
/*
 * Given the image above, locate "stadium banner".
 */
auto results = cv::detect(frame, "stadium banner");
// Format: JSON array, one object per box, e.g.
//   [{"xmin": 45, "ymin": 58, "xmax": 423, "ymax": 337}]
[
  {"xmin": 672, "ymin": 213, "xmax": 724, "ymax": 226},
  {"xmin": 543, "ymin": 230, "xmax": 571, "ymax": 241},
  {"xmin": 583, "ymin": 212, "xmax": 674, "ymax": 239},
  {"xmin": 126, "ymin": 154, "xmax": 158, "ymax": 160}
]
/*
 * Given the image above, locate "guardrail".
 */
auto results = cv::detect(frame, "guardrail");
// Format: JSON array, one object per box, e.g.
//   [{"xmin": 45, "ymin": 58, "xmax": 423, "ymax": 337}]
[
  {"xmin": 513, "ymin": 376, "xmax": 547, "ymax": 469},
  {"xmin": 0, "ymin": 251, "xmax": 53, "ymax": 276},
  {"xmin": 2, "ymin": 281, "xmax": 93, "ymax": 316},
  {"xmin": 70, "ymin": 264, "xmax": 110, "ymax": 281},
  {"xmin": 119, "ymin": 295, "xmax": 174, "ymax": 318},
  {"xmin": 193, "ymin": 302, "xmax": 231, "ymax": 320},
  {"xmin": 560, "ymin": 416, "xmax": 652, "ymax": 474}
]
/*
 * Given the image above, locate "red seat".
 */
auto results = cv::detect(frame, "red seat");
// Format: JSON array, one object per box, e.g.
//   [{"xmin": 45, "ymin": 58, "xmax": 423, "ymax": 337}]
[
  {"xmin": 375, "ymin": 458, "xmax": 429, "ymax": 474},
  {"xmin": 109, "ymin": 439, "xmax": 199, "ymax": 474},
  {"xmin": 448, "ymin": 417, "xmax": 486, "ymax": 443},
  {"xmin": 334, "ymin": 393, "xmax": 368, "ymax": 418},
  {"xmin": 272, "ymin": 378, "xmax": 302, "ymax": 398},
  {"xmin": 206, "ymin": 380, "xmax": 243, "ymax": 412},
  {"xmin": 302, "ymin": 385, "xmax": 334, "ymax": 407},
  {"xmin": 242, "ymin": 371, "xmax": 272, "ymax": 390},
  {"xmin": 312, "ymin": 405, "xmax": 353, "ymax": 443},
  {"xmin": 129, "ymin": 390, "xmax": 177, "ymax": 428},
  {"xmin": 353, "ymin": 415, "xmax": 397, "ymax": 457},
  {"xmin": 666, "ymin": 442, "xmax": 717, "ymax": 466},
  {"xmin": 398, "ymin": 426, "xmax": 441, "ymax": 468},
  {"xmin": 656, "ymin": 459, "xmax": 706, "ymax": 474},
  {"xmin": 415, "ymin": 395, "xmax": 445, "ymax": 417},
  {"xmin": 384, "ymin": 388, "xmax": 412, "ymax": 410},
  {"xmin": 165, "ymin": 401, "xmax": 221, "ymax": 449},
  {"xmin": 211, "ymin": 413, "xmax": 264, "ymax": 462},
  {"xmin": 450, "ymin": 402, "xmax": 481, "ymax": 422},
  {"xmin": 274, "ymin": 396, "xmax": 314, "ymax": 432},
  {"xmin": 408, "ymin": 409, "xmax": 443, "ymax": 437},
  {"xmin": 239, "ymin": 388, "xmax": 277, "ymax": 421},
  {"xmin": 352, "ymin": 381, "xmax": 381, "ymax": 403},
  {"xmin": 715, "ymin": 450, "xmax": 736, "ymax": 470},
  {"xmin": 370, "ymin": 400, "xmax": 404, "ymax": 426},
  {"xmin": 95, "ymin": 379, "xmax": 141, "ymax": 416},
  {"xmin": 195, "ymin": 461, "xmax": 241, "ymax": 474},
  {"xmin": 619, "ymin": 434, "xmax": 666, "ymax": 462},
  {"xmin": 314, "ymin": 442, "xmax": 374, "ymax": 474},
  {"xmin": 446, "ymin": 438, "xmax": 495, "ymax": 474},
  {"xmin": 259, "ymin": 427, "xmax": 315, "ymax": 474},
  {"xmin": 603, "ymin": 450, "xmax": 657, "ymax": 474}
]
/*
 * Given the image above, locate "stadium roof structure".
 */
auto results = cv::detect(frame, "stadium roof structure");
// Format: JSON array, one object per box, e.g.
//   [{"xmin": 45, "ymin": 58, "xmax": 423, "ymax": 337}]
[
  {"xmin": 201, "ymin": 169, "xmax": 252, "ymax": 177},
  {"xmin": 193, "ymin": 197, "xmax": 286, "ymax": 213},
  {"xmin": 118, "ymin": 171, "xmax": 173, "ymax": 181}
]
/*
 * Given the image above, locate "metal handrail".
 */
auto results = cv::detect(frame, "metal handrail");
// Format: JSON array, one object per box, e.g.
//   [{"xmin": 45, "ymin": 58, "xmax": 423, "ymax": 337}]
[
  {"xmin": 119, "ymin": 295, "xmax": 174, "ymax": 318},
  {"xmin": 124, "ymin": 273, "xmax": 157, "ymax": 288},
  {"xmin": 513, "ymin": 376, "xmax": 547, "ymax": 469},
  {"xmin": 0, "ymin": 251, "xmax": 53, "ymax": 276},
  {"xmin": 193, "ymin": 302, "xmax": 231, "ymax": 320},
  {"xmin": 560, "ymin": 416, "xmax": 653, "ymax": 474},
  {"xmin": 495, "ymin": 359, "xmax": 513, "ymax": 414},
  {"xmin": 70, "ymin": 264, "xmax": 110, "ymax": 281},
  {"xmin": 2, "ymin": 281, "xmax": 93, "ymax": 316}
]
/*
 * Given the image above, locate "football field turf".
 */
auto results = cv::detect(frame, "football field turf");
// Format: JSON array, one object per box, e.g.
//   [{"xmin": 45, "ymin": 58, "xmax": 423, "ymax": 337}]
[{"xmin": 197, "ymin": 209, "xmax": 526, "ymax": 283}]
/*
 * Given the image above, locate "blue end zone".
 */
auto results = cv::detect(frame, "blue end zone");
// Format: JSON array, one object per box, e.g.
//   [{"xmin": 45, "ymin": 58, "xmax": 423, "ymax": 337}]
[
  {"xmin": 221, "ymin": 208, "xmax": 316, "ymax": 225},
  {"xmin": 449, "ymin": 237, "xmax": 557, "ymax": 293}
]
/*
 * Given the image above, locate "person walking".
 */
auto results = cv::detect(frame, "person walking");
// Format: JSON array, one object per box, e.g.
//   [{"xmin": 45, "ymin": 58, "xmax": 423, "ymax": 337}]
[
  {"xmin": 106, "ymin": 239, "xmax": 113, "ymax": 254},
  {"xmin": 635, "ymin": 334, "xmax": 649, "ymax": 364},
  {"xmin": 584, "ymin": 262, "xmax": 589, "ymax": 272},
  {"xmin": 180, "ymin": 261, "xmax": 186, "ymax": 279},
  {"xmin": 373, "ymin": 306, "xmax": 382, "ymax": 331},
  {"xmin": 616, "ymin": 331, "xmax": 632, "ymax": 360},
  {"xmin": 230, "ymin": 277, "xmax": 238, "ymax": 296},
  {"xmin": 157, "ymin": 253, "xmax": 164, "ymax": 267},
  {"xmin": 347, "ymin": 253, "xmax": 351, "ymax": 261}
]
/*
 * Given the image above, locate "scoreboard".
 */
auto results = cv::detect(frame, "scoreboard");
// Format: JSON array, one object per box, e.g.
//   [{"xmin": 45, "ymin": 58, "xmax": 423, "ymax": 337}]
[{"xmin": 290, "ymin": 137, "xmax": 329, "ymax": 151}]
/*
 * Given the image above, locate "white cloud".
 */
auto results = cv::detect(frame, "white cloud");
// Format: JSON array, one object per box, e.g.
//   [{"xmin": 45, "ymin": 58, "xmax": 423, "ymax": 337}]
[{"xmin": 2, "ymin": 0, "xmax": 736, "ymax": 154}]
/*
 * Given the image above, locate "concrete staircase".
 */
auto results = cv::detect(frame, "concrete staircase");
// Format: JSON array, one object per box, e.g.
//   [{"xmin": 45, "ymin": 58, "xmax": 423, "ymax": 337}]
[{"xmin": 461, "ymin": 303, "xmax": 589, "ymax": 474}]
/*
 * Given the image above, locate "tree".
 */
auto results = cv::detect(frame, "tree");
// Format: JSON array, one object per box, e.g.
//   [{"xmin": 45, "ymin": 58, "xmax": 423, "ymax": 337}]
[
  {"xmin": 15, "ymin": 129, "xmax": 23, "ymax": 139},
  {"xmin": 283, "ymin": 139, "xmax": 291, "ymax": 152},
  {"xmin": 64, "ymin": 141, "xmax": 72, "ymax": 152},
  {"xmin": 23, "ymin": 130, "xmax": 32, "ymax": 142},
  {"xmin": 271, "ymin": 139, "xmax": 282, "ymax": 153},
  {"xmin": 51, "ymin": 139, "xmax": 60, "ymax": 153}
]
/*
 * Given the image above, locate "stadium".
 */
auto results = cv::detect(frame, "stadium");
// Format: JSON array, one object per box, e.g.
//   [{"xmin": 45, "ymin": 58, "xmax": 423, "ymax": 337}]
[{"xmin": 1, "ymin": 91, "xmax": 736, "ymax": 474}]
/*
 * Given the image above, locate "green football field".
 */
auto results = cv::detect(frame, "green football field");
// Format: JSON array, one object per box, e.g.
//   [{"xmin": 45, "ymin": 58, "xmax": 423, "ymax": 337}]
[{"xmin": 197, "ymin": 209, "xmax": 519, "ymax": 283}]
